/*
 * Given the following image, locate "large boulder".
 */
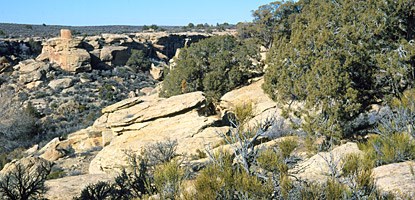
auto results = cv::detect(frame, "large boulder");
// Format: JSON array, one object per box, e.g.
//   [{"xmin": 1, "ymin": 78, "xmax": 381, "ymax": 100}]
[
  {"xmin": 89, "ymin": 111, "xmax": 223, "ymax": 175},
  {"xmin": 373, "ymin": 161, "xmax": 415, "ymax": 197},
  {"xmin": 220, "ymin": 78, "xmax": 284, "ymax": 128},
  {"xmin": 48, "ymin": 77, "xmax": 74, "ymax": 90},
  {"xmin": 290, "ymin": 142, "xmax": 363, "ymax": 183},
  {"xmin": 37, "ymin": 29, "xmax": 91, "ymax": 73}
]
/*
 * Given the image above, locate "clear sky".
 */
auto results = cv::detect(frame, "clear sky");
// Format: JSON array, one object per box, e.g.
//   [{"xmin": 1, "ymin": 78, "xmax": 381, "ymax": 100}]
[{"xmin": 0, "ymin": 0, "xmax": 275, "ymax": 26}]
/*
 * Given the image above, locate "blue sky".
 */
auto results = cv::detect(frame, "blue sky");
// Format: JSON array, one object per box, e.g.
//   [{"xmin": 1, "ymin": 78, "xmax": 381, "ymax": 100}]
[{"xmin": 0, "ymin": 0, "xmax": 274, "ymax": 26}]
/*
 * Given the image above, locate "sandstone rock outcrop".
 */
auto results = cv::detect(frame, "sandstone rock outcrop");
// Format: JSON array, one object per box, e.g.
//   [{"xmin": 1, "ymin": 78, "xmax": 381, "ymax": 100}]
[
  {"xmin": 37, "ymin": 29, "xmax": 91, "ymax": 72},
  {"xmin": 100, "ymin": 46, "xmax": 130, "ymax": 66},
  {"xmin": 15, "ymin": 59, "xmax": 49, "ymax": 84},
  {"xmin": 290, "ymin": 142, "xmax": 363, "ymax": 183},
  {"xmin": 220, "ymin": 78, "xmax": 283, "ymax": 127},
  {"xmin": 373, "ymin": 161, "xmax": 415, "ymax": 197},
  {"xmin": 87, "ymin": 91, "xmax": 224, "ymax": 174}
]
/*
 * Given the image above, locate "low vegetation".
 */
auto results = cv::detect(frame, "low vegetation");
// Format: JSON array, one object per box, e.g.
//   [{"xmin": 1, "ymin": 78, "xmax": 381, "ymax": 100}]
[{"xmin": 0, "ymin": 87, "xmax": 41, "ymax": 154}]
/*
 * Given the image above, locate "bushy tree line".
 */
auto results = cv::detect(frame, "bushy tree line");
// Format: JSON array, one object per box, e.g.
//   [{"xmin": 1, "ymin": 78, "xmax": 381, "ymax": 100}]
[{"xmin": 160, "ymin": 35, "xmax": 261, "ymax": 102}]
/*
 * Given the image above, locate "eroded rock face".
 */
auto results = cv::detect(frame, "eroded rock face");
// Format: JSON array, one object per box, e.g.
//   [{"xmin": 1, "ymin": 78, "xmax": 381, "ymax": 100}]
[
  {"xmin": 15, "ymin": 59, "xmax": 50, "ymax": 84},
  {"xmin": 373, "ymin": 161, "xmax": 415, "ymax": 197},
  {"xmin": 37, "ymin": 29, "xmax": 91, "ymax": 73}
]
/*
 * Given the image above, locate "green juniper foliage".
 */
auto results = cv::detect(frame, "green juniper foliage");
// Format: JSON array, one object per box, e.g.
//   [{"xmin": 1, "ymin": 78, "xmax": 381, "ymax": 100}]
[
  {"xmin": 263, "ymin": 0, "xmax": 415, "ymax": 138},
  {"xmin": 160, "ymin": 35, "xmax": 260, "ymax": 102}
]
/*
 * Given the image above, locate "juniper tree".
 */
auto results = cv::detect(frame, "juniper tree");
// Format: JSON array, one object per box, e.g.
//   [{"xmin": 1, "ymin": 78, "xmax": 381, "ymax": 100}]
[
  {"xmin": 263, "ymin": 0, "xmax": 415, "ymax": 138},
  {"xmin": 160, "ymin": 35, "xmax": 260, "ymax": 102}
]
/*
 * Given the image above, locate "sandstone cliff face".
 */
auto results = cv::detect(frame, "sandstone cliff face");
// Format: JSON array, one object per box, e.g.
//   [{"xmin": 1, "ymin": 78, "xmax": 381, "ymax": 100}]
[{"xmin": 37, "ymin": 29, "xmax": 91, "ymax": 72}]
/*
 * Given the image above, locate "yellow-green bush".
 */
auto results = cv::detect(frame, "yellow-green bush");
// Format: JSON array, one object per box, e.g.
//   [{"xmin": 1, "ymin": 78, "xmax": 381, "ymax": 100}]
[
  {"xmin": 234, "ymin": 101, "xmax": 254, "ymax": 125},
  {"xmin": 193, "ymin": 150, "xmax": 273, "ymax": 199},
  {"xmin": 153, "ymin": 160, "xmax": 184, "ymax": 199},
  {"xmin": 279, "ymin": 137, "xmax": 299, "ymax": 159},
  {"xmin": 257, "ymin": 148, "xmax": 286, "ymax": 173},
  {"xmin": 360, "ymin": 133, "xmax": 415, "ymax": 166}
]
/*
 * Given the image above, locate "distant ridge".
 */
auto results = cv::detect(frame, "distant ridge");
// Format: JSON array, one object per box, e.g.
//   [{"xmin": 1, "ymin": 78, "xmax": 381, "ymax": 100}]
[{"xmin": 0, "ymin": 23, "xmax": 181, "ymax": 38}]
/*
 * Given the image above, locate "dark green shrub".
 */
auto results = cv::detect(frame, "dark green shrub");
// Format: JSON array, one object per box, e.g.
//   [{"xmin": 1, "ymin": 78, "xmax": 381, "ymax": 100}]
[
  {"xmin": 160, "ymin": 35, "xmax": 260, "ymax": 102},
  {"xmin": 126, "ymin": 49, "xmax": 151, "ymax": 71},
  {"xmin": 75, "ymin": 181, "xmax": 115, "ymax": 200}
]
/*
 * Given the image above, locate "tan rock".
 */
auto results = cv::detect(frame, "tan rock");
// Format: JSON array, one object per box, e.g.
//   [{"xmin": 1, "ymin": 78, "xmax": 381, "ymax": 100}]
[
  {"xmin": 220, "ymin": 78, "xmax": 283, "ymax": 127},
  {"xmin": 45, "ymin": 174, "xmax": 114, "ymax": 200},
  {"xmin": 92, "ymin": 113, "xmax": 109, "ymax": 131},
  {"xmin": 60, "ymin": 29, "xmax": 72, "ymax": 40},
  {"xmin": 40, "ymin": 137, "xmax": 70, "ymax": 161},
  {"xmin": 150, "ymin": 63, "xmax": 164, "ymax": 80},
  {"xmin": 102, "ymin": 96, "xmax": 143, "ymax": 113},
  {"xmin": 89, "ymin": 110, "xmax": 220, "ymax": 175},
  {"xmin": 65, "ymin": 128, "xmax": 102, "ymax": 153},
  {"xmin": 37, "ymin": 36, "xmax": 91, "ymax": 73},
  {"xmin": 48, "ymin": 77, "xmax": 74, "ymax": 90},
  {"xmin": 100, "ymin": 46, "xmax": 128, "ymax": 61},
  {"xmin": 25, "ymin": 80, "xmax": 43, "ymax": 89},
  {"xmin": 290, "ymin": 142, "xmax": 363, "ymax": 183},
  {"xmin": 25, "ymin": 144, "xmax": 39, "ymax": 155},
  {"xmin": 156, "ymin": 51, "xmax": 168, "ymax": 60},
  {"xmin": 16, "ymin": 59, "xmax": 49, "ymax": 84},
  {"xmin": 373, "ymin": 161, "xmax": 415, "ymax": 197},
  {"xmin": 1, "ymin": 157, "xmax": 52, "ymax": 176},
  {"xmin": 17, "ymin": 59, "xmax": 47, "ymax": 73},
  {"xmin": 100, "ymin": 46, "xmax": 130, "ymax": 66},
  {"xmin": 110, "ymin": 91, "xmax": 206, "ymax": 127},
  {"xmin": 39, "ymin": 137, "xmax": 61, "ymax": 154},
  {"xmin": 102, "ymin": 130, "xmax": 114, "ymax": 146}
]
